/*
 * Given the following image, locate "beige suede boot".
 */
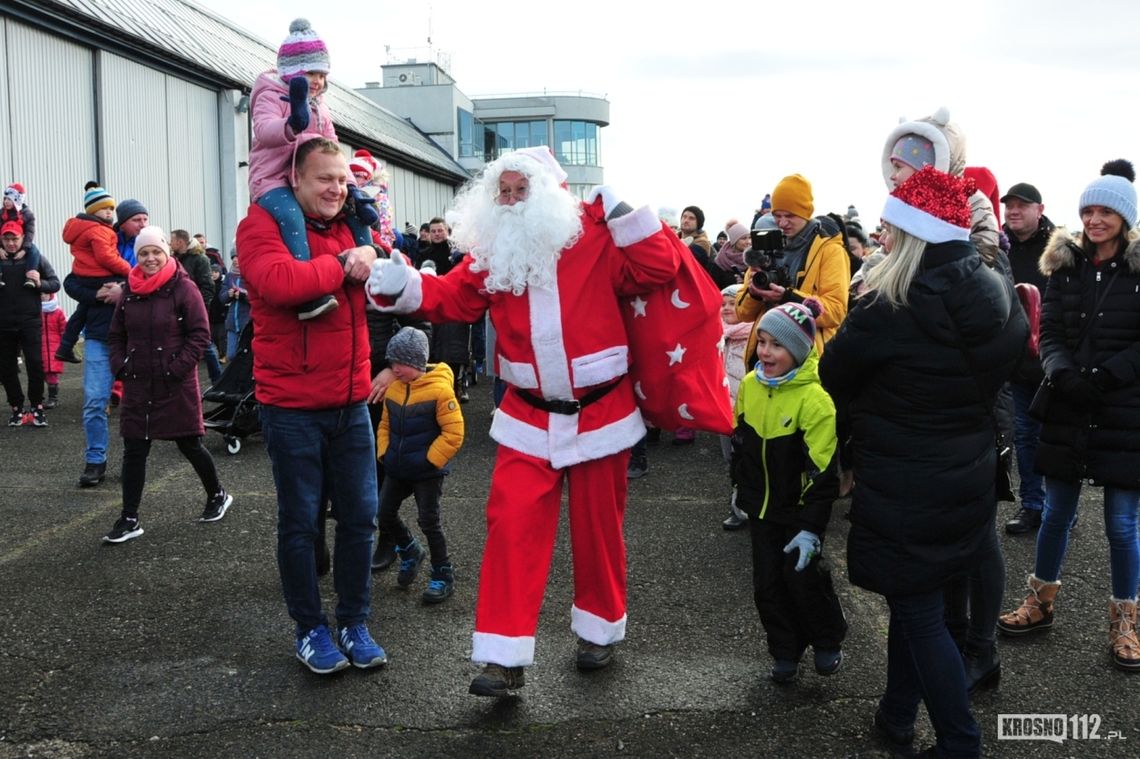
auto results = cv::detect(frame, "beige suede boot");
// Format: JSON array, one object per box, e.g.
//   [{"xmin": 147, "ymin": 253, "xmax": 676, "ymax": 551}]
[
  {"xmin": 1109, "ymin": 598, "xmax": 1140, "ymax": 671},
  {"xmin": 997, "ymin": 574, "xmax": 1061, "ymax": 636}
]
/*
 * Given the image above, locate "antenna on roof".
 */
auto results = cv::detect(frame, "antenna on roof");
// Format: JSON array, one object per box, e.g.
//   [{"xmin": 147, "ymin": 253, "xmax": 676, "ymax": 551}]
[{"xmin": 427, "ymin": 4, "xmax": 433, "ymax": 46}]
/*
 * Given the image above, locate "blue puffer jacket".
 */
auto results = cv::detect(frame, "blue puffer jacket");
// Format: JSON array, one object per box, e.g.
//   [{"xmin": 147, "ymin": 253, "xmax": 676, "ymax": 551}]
[{"xmin": 377, "ymin": 363, "xmax": 464, "ymax": 480}]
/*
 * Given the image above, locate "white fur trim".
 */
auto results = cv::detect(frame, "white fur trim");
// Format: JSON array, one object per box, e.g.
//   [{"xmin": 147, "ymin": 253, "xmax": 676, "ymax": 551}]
[
  {"xmin": 571, "ymin": 605, "xmax": 627, "ymax": 645},
  {"xmin": 528, "ymin": 286, "xmax": 573, "ymax": 400},
  {"xmin": 608, "ymin": 205, "xmax": 663, "ymax": 248},
  {"xmin": 490, "ymin": 407, "xmax": 646, "ymax": 468},
  {"xmin": 881, "ymin": 118, "xmax": 951, "ymax": 189},
  {"xmin": 881, "ymin": 195, "xmax": 970, "ymax": 244},
  {"xmin": 498, "ymin": 356, "xmax": 538, "ymax": 389},
  {"xmin": 367, "ymin": 265, "xmax": 423, "ymax": 313},
  {"xmin": 571, "ymin": 346, "xmax": 629, "ymax": 388},
  {"xmin": 472, "ymin": 631, "xmax": 535, "ymax": 667}
]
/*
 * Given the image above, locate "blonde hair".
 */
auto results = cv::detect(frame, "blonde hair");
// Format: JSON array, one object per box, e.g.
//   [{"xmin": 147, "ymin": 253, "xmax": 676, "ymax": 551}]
[{"xmin": 859, "ymin": 223, "xmax": 926, "ymax": 309}]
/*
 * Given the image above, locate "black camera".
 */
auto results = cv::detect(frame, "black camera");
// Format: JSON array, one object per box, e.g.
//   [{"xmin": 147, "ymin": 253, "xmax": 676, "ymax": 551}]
[{"xmin": 744, "ymin": 229, "xmax": 790, "ymax": 289}]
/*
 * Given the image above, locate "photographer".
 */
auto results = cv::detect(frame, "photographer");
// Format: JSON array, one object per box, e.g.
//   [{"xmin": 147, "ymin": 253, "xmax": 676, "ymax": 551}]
[{"xmin": 735, "ymin": 174, "xmax": 851, "ymax": 367}]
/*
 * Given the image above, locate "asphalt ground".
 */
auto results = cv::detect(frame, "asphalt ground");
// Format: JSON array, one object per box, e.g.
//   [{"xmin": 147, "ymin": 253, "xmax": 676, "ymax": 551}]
[{"xmin": 0, "ymin": 363, "xmax": 1136, "ymax": 758}]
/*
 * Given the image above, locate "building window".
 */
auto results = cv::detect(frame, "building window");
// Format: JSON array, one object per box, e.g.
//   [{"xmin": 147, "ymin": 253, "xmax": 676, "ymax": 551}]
[
  {"xmin": 458, "ymin": 108, "xmax": 484, "ymax": 158},
  {"xmin": 554, "ymin": 120, "xmax": 598, "ymax": 166},
  {"xmin": 482, "ymin": 120, "xmax": 550, "ymax": 161}
]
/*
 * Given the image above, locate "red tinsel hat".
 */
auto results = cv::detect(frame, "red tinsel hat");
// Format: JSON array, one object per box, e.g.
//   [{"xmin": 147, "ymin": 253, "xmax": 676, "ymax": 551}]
[
  {"xmin": 349, "ymin": 149, "xmax": 378, "ymax": 182},
  {"xmin": 881, "ymin": 165, "xmax": 975, "ymax": 244}
]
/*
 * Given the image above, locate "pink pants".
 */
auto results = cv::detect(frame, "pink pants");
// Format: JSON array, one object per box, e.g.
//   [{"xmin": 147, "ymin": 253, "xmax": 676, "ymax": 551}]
[{"xmin": 471, "ymin": 446, "xmax": 630, "ymax": 667}]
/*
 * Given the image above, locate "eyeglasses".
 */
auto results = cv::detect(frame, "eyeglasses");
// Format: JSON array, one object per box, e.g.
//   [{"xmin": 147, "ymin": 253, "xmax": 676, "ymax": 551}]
[{"xmin": 497, "ymin": 187, "xmax": 529, "ymax": 202}]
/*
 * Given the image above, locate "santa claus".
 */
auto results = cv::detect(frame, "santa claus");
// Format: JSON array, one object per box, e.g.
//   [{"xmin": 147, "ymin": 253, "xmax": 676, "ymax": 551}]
[{"xmin": 368, "ymin": 146, "xmax": 722, "ymax": 696}]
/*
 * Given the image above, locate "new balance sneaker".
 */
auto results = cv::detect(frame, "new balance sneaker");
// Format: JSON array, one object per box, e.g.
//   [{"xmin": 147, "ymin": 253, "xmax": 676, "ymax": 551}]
[
  {"xmin": 103, "ymin": 516, "xmax": 144, "ymax": 544},
  {"xmin": 296, "ymin": 625, "xmax": 349, "ymax": 674},
  {"xmin": 30, "ymin": 406, "xmax": 47, "ymax": 427},
  {"xmin": 297, "ymin": 295, "xmax": 338, "ymax": 321},
  {"xmin": 396, "ymin": 538, "xmax": 426, "ymax": 587},
  {"xmin": 7, "ymin": 406, "xmax": 23, "ymax": 427},
  {"xmin": 337, "ymin": 624, "xmax": 388, "ymax": 668},
  {"xmin": 199, "ymin": 490, "xmax": 233, "ymax": 522}
]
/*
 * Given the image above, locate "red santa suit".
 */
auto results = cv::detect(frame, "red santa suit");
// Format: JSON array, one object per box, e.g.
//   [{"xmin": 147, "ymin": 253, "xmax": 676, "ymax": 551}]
[{"xmin": 370, "ymin": 199, "xmax": 680, "ymax": 666}]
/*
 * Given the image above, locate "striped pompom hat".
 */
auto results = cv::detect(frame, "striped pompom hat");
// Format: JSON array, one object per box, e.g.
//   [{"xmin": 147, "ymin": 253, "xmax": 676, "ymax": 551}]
[{"xmin": 277, "ymin": 18, "xmax": 330, "ymax": 80}]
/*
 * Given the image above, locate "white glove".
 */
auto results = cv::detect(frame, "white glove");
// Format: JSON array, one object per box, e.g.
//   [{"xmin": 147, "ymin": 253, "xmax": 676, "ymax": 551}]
[
  {"xmin": 586, "ymin": 185, "xmax": 631, "ymax": 220},
  {"xmin": 367, "ymin": 250, "xmax": 410, "ymax": 296}
]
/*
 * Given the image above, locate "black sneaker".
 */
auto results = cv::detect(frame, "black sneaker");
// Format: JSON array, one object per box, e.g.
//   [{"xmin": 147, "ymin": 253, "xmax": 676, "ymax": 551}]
[
  {"xmin": 422, "ymin": 563, "xmax": 455, "ymax": 604},
  {"xmin": 396, "ymin": 539, "xmax": 426, "ymax": 587},
  {"xmin": 469, "ymin": 664, "xmax": 525, "ymax": 697},
  {"xmin": 78, "ymin": 462, "xmax": 106, "ymax": 487},
  {"xmin": 371, "ymin": 535, "xmax": 397, "ymax": 572},
  {"xmin": 103, "ymin": 516, "xmax": 143, "ymax": 544},
  {"xmin": 1005, "ymin": 507, "xmax": 1042, "ymax": 535},
  {"xmin": 54, "ymin": 346, "xmax": 82, "ymax": 364},
  {"xmin": 626, "ymin": 456, "xmax": 648, "ymax": 480},
  {"xmin": 7, "ymin": 407, "xmax": 23, "ymax": 427},
  {"xmin": 813, "ymin": 648, "xmax": 843, "ymax": 675},
  {"xmin": 199, "ymin": 490, "xmax": 232, "ymax": 522},
  {"xmin": 297, "ymin": 295, "xmax": 338, "ymax": 321},
  {"xmin": 30, "ymin": 407, "xmax": 47, "ymax": 427}
]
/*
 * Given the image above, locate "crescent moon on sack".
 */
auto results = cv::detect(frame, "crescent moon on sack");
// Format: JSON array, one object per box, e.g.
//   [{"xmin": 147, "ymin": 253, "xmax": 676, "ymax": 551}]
[
  {"xmin": 678, "ymin": 403, "xmax": 695, "ymax": 421},
  {"xmin": 670, "ymin": 289, "xmax": 690, "ymax": 309},
  {"xmin": 634, "ymin": 381, "xmax": 646, "ymax": 400}
]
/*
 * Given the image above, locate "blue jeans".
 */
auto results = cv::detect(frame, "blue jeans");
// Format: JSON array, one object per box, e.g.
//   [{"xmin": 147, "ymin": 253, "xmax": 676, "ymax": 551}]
[
  {"xmin": 1036, "ymin": 478, "xmax": 1140, "ymax": 599},
  {"xmin": 260, "ymin": 402, "xmax": 378, "ymax": 633},
  {"xmin": 202, "ymin": 341, "xmax": 223, "ymax": 383},
  {"xmin": 1010, "ymin": 381, "xmax": 1045, "ymax": 511},
  {"xmin": 880, "ymin": 590, "xmax": 980, "ymax": 758},
  {"xmin": 259, "ymin": 187, "xmax": 372, "ymax": 262},
  {"xmin": 82, "ymin": 339, "xmax": 113, "ymax": 464}
]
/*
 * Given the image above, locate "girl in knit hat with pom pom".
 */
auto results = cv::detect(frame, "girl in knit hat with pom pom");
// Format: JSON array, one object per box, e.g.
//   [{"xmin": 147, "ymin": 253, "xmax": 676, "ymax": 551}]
[
  {"xmin": 999, "ymin": 159, "xmax": 1140, "ymax": 674},
  {"xmin": 731, "ymin": 297, "xmax": 847, "ymax": 683},
  {"xmin": 248, "ymin": 18, "xmax": 378, "ymax": 322}
]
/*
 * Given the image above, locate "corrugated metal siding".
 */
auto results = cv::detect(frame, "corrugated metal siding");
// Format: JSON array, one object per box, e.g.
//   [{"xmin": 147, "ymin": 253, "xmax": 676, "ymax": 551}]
[
  {"xmin": 0, "ymin": 19, "xmax": 11, "ymax": 183},
  {"xmin": 99, "ymin": 53, "xmax": 172, "ymax": 230},
  {"xmin": 6, "ymin": 20, "xmax": 98, "ymax": 318},
  {"xmin": 165, "ymin": 76, "xmax": 222, "ymax": 242}
]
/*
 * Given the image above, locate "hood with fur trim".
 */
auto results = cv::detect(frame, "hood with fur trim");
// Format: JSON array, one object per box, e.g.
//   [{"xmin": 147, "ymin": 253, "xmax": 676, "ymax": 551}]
[
  {"xmin": 881, "ymin": 106, "xmax": 967, "ymax": 188},
  {"xmin": 1039, "ymin": 227, "xmax": 1140, "ymax": 277}
]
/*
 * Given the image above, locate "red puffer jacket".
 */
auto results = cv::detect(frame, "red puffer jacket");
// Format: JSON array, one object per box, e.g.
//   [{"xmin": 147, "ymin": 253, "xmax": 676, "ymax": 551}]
[{"xmin": 235, "ymin": 205, "xmax": 372, "ymax": 409}]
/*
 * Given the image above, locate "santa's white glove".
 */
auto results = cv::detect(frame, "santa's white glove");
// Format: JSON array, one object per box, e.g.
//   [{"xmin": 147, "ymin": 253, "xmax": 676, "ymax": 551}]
[
  {"xmin": 586, "ymin": 185, "xmax": 633, "ymax": 221},
  {"xmin": 367, "ymin": 250, "xmax": 410, "ymax": 296}
]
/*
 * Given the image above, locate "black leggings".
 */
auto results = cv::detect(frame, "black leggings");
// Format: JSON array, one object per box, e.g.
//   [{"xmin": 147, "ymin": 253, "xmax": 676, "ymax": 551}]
[{"xmin": 121, "ymin": 436, "xmax": 220, "ymax": 518}]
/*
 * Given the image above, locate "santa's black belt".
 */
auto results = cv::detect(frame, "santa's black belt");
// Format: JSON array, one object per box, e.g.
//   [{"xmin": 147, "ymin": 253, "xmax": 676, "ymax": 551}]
[{"xmin": 515, "ymin": 377, "xmax": 624, "ymax": 415}]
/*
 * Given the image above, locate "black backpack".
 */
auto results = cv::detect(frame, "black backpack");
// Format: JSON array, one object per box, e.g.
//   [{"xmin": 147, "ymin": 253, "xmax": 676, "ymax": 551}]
[{"xmin": 816, "ymin": 212, "xmax": 861, "ymax": 277}]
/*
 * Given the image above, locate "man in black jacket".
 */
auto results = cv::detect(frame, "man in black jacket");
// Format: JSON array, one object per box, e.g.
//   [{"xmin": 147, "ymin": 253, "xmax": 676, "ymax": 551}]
[
  {"xmin": 172, "ymin": 229, "xmax": 222, "ymax": 383},
  {"xmin": 1002, "ymin": 182, "xmax": 1054, "ymax": 535}
]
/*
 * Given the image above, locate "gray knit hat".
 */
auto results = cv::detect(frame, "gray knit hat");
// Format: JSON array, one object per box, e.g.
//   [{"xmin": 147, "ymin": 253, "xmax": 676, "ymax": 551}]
[
  {"xmin": 115, "ymin": 199, "xmax": 148, "ymax": 228},
  {"xmin": 386, "ymin": 327, "xmax": 429, "ymax": 372},
  {"xmin": 758, "ymin": 303, "xmax": 817, "ymax": 366},
  {"xmin": 1079, "ymin": 159, "xmax": 1137, "ymax": 228}
]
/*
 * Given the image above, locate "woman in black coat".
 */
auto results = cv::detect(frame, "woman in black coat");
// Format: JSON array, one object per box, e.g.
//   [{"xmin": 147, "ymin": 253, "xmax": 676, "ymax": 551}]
[
  {"xmin": 103, "ymin": 226, "xmax": 231, "ymax": 544},
  {"xmin": 820, "ymin": 167, "xmax": 1026, "ymax": 758},
  {"xmin": 998, "ymin": 161, "xmax": 1140, "ymax": 671}
]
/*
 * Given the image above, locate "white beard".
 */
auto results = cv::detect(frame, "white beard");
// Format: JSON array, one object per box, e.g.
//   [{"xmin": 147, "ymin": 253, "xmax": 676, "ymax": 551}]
[{"xmin": 448, "ymin": 168, "xmax": 583, "ymax": 295}]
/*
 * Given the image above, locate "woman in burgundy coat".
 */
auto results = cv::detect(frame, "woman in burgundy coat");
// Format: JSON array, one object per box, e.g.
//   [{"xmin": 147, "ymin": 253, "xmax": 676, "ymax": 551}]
[{"xmin": 103, "ymin": 226, "xmax": 232, "ymax": 544}]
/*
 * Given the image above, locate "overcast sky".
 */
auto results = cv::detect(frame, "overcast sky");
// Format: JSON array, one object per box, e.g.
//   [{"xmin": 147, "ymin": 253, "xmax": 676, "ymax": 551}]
[{"xmin": 194, "ymin": 0, "xmax": 1140, "ymax": 235}]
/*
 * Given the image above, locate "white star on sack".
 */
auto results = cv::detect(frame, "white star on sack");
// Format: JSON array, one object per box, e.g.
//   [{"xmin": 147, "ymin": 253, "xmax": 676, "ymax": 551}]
[
  {"xmin": 629, "ymin": 296, "xmax": 647, "ymax": 317},
  {"xmin": 666, "ymin": 343, "xmax": 686, "ymax": 366}
]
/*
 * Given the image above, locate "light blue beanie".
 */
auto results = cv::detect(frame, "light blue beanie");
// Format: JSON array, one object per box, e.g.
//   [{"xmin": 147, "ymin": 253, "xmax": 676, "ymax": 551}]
[{"xmin": 1079, "ymin": 160, "xmax": 1137, "ymax": 228}]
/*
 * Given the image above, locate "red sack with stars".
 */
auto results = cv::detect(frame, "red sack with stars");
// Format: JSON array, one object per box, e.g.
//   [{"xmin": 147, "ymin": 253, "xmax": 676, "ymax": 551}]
[{"xmin": 622, "ymin": 233, "xmax": 734, "ymax": 434}]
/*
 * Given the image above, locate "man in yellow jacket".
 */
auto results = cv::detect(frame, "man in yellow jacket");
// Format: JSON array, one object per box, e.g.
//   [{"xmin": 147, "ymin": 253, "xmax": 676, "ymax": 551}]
[{"xmin": 735, "ymin": 174, "xmax": 850, "ymax": 364}]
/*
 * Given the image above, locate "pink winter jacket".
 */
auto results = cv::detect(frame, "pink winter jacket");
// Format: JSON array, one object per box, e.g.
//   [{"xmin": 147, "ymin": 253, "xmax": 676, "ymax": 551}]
[{"xmin": 247, "ymin": 70, "xmax": 338, "ymax": 202}]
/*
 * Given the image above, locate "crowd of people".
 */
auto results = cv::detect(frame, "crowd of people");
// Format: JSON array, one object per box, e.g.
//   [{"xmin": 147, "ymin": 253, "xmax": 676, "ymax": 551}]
[{"xmin": 3, "ymin": 17, "xmax": 1139, "ymax": 759}]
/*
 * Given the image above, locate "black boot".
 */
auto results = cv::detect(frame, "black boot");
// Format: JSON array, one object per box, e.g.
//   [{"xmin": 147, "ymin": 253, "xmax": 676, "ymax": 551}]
[
  {"xmin": 963, "ymin": 643, "xmax": 1001, "ymax": 695},
  {"xmin": 371, "ymin": 532, "xmax": 397, "ymax": 572},
  {"xmin": 44, "ymin": 384, "xmax": 59, "ymax": 409}
]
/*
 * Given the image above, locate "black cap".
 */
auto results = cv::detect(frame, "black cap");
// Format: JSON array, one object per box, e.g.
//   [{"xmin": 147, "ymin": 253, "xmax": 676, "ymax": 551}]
[{"xmin": 1000, "ymin": 182, "xmax": 1042, "ymax": 204}]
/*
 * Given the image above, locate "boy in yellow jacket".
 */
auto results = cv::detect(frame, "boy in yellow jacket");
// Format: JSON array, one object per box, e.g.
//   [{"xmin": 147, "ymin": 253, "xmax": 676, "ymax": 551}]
[{"xmin": 377, "ymin": 327, "xmax": 465, "ymax": 603}]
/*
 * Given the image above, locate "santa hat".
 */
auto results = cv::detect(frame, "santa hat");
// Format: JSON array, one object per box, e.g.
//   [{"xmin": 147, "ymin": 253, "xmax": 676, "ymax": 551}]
[
  {"xmin": 349, "ymin": 149, "xmax": 378, "ymax": 182},
  {"xmin": 881, "ymin": 166, "xmax": 974, "ymax": 244},
  {"xmin": 4, "ymin": 183, "xmax": 25, "ymax": 208},
  {"xmin": 964, "ymin": 166, "xmax": 1001, "ymax": 228},
  {"xmin": 493, "ymin": 146, "xmax": 568, "ymax": 186},
  {"xmin": 277, "ymin": 18, "xmax": 330, "ymax": 80}
]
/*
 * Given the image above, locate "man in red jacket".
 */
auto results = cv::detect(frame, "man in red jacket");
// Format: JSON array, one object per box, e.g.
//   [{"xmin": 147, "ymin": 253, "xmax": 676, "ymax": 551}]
[{"xmin": 236, "ymin": 137, "xmax": 386, "ymax": 675}]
